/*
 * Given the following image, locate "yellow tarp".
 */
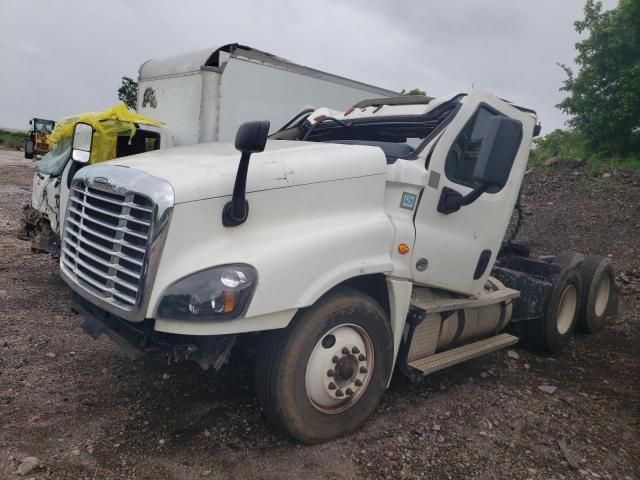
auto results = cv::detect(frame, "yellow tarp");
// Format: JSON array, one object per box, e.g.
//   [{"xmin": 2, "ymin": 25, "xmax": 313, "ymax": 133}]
[{"xmin": 47, "ymin": 103, "xmax": 164, "ymax": 164}]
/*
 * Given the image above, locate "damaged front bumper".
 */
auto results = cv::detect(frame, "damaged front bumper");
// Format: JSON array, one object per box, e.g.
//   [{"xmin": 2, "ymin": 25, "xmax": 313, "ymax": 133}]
[
  {"xmin": 17, "ymin": 202, "xmax": 60, "ymax": 256},
  {"xmin": 70, "ymin": 292, "xmax": 236, "ymax": 370}
]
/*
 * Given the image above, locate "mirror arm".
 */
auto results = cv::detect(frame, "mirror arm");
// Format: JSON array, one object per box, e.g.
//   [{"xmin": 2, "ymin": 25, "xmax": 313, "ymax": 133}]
[
  {"xmin": 223, "ymin": 151, "xmax": 251, "ymax": 226},
  {"xmin": 437, "ymin": 184, "xmax": 490, "ymax": 215},
  {"xmin": 459, "ymin": 184, "xmax": 489, "ymax": 206}
]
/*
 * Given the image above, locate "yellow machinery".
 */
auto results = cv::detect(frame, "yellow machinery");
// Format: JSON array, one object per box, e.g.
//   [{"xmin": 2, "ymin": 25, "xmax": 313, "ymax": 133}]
[{"xmin": 24, "ymin": 118, "xmax": 55, "ymax": 159}]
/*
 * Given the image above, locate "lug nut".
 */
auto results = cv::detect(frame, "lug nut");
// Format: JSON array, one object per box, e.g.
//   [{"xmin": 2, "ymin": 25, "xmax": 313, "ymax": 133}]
[
  {"xmin": 359, "ymin": 366, "xmax": 368, "ymax": 374},
  {"xmin": 335, "ymin": 389, "xmax": 344, "ymax": 397},
  {"xmin": 328, "ymin": 382, "xmax": 337, "ymax": 390},
  {"xmin": 332, "ymin": 356, "xmax": 340, "ymax": 363},
  {"xmin": 341, "ymin": 347, "xmax": 350, "ymax": 355},
  {"xmin": 355, "ymin": 379, "xmax": 363, "ymax": 387},
  {"xmin": 327, "ymin": 369, "xmax": 335, "ymax": 377},
  {"xmin": 346, "ymin": 388, "xmax": 354, "ymax": 396},
  {"xmin": 358, "ymin": 354, "xmax": 366, "ymax": 361},
  {"xmin": 352, "ymin": 346, "xmax": 360, "ymax": 354}
]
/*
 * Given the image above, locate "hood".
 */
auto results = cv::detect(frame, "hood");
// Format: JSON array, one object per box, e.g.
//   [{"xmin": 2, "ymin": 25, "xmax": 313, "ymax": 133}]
[{"xmin": 107, "ymin": 140, "xmax": 387, "ymax": 203}]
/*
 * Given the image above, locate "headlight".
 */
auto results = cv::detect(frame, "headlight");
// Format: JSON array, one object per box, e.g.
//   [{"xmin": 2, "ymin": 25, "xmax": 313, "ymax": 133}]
[{"xmin": 157, "ymin": 264, "xmax": 258, "ymax": 321}]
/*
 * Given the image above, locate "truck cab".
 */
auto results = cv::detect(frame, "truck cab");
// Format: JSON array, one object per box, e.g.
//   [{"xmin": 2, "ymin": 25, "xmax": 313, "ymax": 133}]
[
  {"xmin": 60, "ymin": 91, "xmax": 616, "ymax": 443},
  {"xmin": 20, "ymin": 121, "xmax": 171, "ymax": 254}
]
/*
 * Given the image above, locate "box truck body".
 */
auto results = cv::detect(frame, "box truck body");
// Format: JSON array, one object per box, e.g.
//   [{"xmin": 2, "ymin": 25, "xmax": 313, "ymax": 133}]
[{"xmin": 137, "ymin": 43, "xmax": 399, "ymax": 145}]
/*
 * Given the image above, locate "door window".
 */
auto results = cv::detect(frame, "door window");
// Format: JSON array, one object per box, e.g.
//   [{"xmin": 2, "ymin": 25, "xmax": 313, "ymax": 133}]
[{"xmin": 444, "ymin": 107, "xmax": 502, "ymax": 191}]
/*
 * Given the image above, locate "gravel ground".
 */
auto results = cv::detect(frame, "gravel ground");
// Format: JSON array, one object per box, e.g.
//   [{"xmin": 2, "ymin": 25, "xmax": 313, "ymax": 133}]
[{"xmin": 0, "ymin": 149, "xmax": 638, "ymax": 479}]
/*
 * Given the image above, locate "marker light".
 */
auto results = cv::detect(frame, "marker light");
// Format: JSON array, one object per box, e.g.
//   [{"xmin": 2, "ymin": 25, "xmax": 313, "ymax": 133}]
[{"xmin": 398, "ymin": 244, "xmax": 410, "ymax": 255}]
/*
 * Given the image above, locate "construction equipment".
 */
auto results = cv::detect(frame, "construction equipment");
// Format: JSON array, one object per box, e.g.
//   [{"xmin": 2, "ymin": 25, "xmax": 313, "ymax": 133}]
[{"xmin": 24, "ymin": 118, "xmax": 55, "ymax": 159}]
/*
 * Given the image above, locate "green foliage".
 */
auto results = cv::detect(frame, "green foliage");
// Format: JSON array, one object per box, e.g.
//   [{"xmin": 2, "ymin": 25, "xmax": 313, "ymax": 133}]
[
  {"xmin": 0, "ymin": 129, "xmax": 27, "ymax": 150},
  {"xmin": 557, "ymin": 0, "xmax": 640, "ymax": 156},
  {"xmin": 400, "ymin": 88, "xmax": 427, "ymax": 96},
  {"xmin": 529, "ymin": 129, "xmax": 588, "ymax": 166},
  {"xmin": 118, "ymin": 76, "xmax": 138, "ymax": 111},
  {"xmin": 530, "ymin": 129, "xmax": 640, "ymax": 173}
]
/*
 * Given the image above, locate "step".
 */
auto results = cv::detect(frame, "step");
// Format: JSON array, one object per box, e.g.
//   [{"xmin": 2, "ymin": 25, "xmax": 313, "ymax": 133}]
[
  {"xmin": 411, "ymin": 287, "xmax": 520, "ymax": 314},
  {"xmin": 408, "ymin": 333, "xmax": 519, "ymax": 376}
]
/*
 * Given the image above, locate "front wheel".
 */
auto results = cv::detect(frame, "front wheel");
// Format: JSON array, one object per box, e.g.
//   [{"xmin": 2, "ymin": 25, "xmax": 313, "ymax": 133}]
[
  {"xmin": 24, "ymin": 138, "xmax": 35, "ymax": 159},
  {"xmin": 255, "ymin": 287, "xmax": 393, "ymax": 444}
]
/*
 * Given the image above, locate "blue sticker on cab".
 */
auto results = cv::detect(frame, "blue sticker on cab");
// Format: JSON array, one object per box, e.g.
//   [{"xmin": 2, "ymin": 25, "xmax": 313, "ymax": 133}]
[{"xmin": 400, "ymin": 192, "xmax": 417, "ymax": 210}]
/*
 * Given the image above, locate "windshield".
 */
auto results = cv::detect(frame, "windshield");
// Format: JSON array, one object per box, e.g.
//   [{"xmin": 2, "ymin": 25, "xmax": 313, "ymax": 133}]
[
  {"xmin": 34, "ymin": 120, "xmax": 54, "ymax": 133},
  {"xmin": 36, "ymin": 137, "xmax": 71, "ymax": 176},
  {"xmin": 271, "ymin": 100, "xmax": 460, "ymax": 162}
]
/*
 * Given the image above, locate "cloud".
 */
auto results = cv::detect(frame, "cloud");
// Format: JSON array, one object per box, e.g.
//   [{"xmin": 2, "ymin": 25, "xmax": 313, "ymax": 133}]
[{"xmin": 0, "ymin": 0, "xmax": 618, "ymax": 133}]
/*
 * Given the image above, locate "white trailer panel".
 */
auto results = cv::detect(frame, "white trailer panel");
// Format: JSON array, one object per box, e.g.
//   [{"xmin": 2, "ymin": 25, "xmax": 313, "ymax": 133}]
[{"xmin": 137, "ymin": 44, "xmax": 398, "ymax": 146}]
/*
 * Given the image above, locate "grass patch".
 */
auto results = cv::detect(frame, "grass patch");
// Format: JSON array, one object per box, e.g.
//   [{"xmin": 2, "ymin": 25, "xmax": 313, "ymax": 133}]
[
  {"xmin": 0, "ymin": 129, "xmax": 27, "ymax": 150},
  {"xmin": 529, "ymin": 129, "xmax": 640, "ymax": 174}
]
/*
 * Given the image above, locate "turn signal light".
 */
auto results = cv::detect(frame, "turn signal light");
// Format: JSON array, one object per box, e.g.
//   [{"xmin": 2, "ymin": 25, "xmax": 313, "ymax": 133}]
[
  {"xmin": 223, "ymin": 292, "xmax": 235, "ymax": 313},
  {"xmin": 398, "ymin": 244, "xmax": 410, "ymax": 255}
]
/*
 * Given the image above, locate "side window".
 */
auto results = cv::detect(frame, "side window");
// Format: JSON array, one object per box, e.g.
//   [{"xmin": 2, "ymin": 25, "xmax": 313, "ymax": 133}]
[
  {"xmin": 444, "ymin": 107, "xmax": 501, "ymax": 190},
  {"xmin": 116, "ymin": 130, "xmax": 160, "ymax": 158}
]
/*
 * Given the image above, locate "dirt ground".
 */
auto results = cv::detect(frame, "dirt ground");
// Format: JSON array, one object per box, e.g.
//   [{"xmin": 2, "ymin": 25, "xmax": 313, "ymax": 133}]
[{"xmin": 0, "ymin": 149, "xmax": 638, "ymax": 480}]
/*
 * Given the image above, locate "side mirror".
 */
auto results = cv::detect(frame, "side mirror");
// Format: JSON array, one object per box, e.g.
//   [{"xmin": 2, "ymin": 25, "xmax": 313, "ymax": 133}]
[
  {"xmin": 235, "ymin": 120, "xmax": 270, "ymax": 153},
  {"xmin": 71, "ymin": 122, "xmax": 94, "ymax": 164},
  {"xmin": 222, "ymin": 120, "xmax": 270, "ymax": 227},
  {"xmin": 437, "ymin": 116, "xmax": 522, "ymax": 215},
  {"xmin": 472, "ymin": 116, "xmax": 522, "ymax": 189}
]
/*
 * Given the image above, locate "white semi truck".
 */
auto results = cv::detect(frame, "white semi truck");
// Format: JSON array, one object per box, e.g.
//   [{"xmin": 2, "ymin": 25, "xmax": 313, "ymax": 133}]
[
  {"xmin": 21, "ymin": 43, "xmax": 397, "ymax": 254},
  {"xmin": 60, "ymin": 91, "xmax": 617, "ymax": 443}
]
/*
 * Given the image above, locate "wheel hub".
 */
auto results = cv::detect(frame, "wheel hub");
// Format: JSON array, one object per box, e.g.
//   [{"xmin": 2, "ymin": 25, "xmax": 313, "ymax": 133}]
[
  {"xmin": 305, "ymin": 324, "xmax": 374, "ymax": 414},
  {"xmin": 557, "ymin": 284, "xmax": 578, "ymax": 334}
]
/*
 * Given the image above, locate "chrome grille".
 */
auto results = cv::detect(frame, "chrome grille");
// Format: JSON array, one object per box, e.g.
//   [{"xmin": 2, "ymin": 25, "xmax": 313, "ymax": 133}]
[{"xmin": 60, "ymin": 184, "xmax": 154, "ymax": 309}]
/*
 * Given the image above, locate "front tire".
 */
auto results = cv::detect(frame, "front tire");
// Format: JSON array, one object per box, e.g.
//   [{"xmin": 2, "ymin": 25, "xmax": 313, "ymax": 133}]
[
  {"xmin": 24, "ymin": 138, "xmax": 34, "ymax": 159},
  {"xmin": 255, "ymin": 287, "xmax": 393, "ymax": 444}
]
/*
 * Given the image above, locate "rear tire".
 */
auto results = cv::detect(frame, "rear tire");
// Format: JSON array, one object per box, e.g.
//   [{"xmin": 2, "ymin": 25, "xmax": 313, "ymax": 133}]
[
  {"xmin": 255, "ymin": 287, "xmax": 393, "ymax": 444},
  {"xmin": 553, "ymin": 250, "xmax": 584, "ymax": 269},
  {"xmin": 576, "ymin": 256, "xmax": 615, "ymax": 334},
  {"xmin": 522, "ymin": 267, "xmax": 582, "ymax": 353}
]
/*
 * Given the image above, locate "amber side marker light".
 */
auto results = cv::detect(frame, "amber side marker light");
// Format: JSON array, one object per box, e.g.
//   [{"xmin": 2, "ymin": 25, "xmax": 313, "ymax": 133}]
[
  {"xmin": 398, "ymin": 244, "xmax": 410, "ymax": 255},
  {"xmin": 344, "ymin": 106, "xmax": 355, "ymax": 116},
  {"xmin": 223, "ymin": 292, "xmax": 235, "ymax": 313}
]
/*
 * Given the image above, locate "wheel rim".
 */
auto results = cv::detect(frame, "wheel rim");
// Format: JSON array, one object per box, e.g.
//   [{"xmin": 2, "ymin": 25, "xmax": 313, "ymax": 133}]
[
  {"xmin": 594, "ymin": 274, "xmax": 611, "ymax": 317},
  {"xmin": 305, "ymin": 324, "xmax": 374, "ymax": 414},
  {"xmin": 557, "ymin": 284, "xmax": 578, "ymax": 334}
]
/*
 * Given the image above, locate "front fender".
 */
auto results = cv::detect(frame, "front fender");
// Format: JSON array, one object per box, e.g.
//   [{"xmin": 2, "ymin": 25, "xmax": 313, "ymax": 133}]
[{"xmin": 149, "ymin": 174, "xmax": 393, "ymax": 335}]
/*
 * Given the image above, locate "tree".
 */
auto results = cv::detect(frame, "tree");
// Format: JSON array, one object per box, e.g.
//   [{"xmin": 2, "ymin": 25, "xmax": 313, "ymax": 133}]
[
  {"xmin": 557, "ymin": 0, "xmax": 640, "ymax": 155},
  {"xmin": 118, "ymin": 77, "xmax": 138, "ymax": 111},
  {"xmin": 400, "ymin": 88, "xmax": 427, "ymax": 96}
]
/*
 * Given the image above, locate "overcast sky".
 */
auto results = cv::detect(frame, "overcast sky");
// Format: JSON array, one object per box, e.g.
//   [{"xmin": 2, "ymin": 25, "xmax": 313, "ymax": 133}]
[{"xmin": 0, "ymin": 0, "xmax": 617, "ymax": 133}]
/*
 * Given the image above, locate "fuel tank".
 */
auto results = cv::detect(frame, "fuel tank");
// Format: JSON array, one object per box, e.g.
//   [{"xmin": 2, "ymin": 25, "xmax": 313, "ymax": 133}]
[
  {"xmin": 434, "ymin": 277, "xmax": 513, "ymax": 351},
  {"xmin": 406, "ymin": 277, "xmax": 513, "ymax": 363}
]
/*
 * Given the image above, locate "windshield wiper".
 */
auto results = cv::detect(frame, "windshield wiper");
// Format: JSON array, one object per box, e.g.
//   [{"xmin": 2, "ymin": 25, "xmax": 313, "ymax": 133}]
[{"xmin": 302, "ymin": 117, "xmax": 350, "ymax": 141}]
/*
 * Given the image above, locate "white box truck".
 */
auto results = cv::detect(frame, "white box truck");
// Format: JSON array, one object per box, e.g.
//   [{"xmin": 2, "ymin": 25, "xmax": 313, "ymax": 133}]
[
  {"xmin": 137, "ymin": 43, "xmax": 398, "ymax": 145},
  {"xmin": 61, "ymin": 91, "xmax": 617, "ymax": 444}
]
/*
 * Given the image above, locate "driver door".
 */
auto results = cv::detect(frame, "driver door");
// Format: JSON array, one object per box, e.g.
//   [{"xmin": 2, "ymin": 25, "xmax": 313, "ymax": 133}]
[{"xmin": 411, "ymin": 91, "xmax": 535, "ymax": 295}]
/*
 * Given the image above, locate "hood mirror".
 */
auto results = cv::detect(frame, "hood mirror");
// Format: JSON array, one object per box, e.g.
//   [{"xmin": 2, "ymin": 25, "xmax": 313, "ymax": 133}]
[
  {"xmin": 222, "ymin": 120, "xmax": 270, "ymax": 227},
  {"xmin": 71, "ymin": 122, "xmax": 94, "ymax": 164}
]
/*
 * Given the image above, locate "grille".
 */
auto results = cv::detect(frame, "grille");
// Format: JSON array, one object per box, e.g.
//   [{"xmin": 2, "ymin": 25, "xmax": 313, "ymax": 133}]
[{"xmin": 60, "ymin": 184, "xmax": 154, "ymax": 309}]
